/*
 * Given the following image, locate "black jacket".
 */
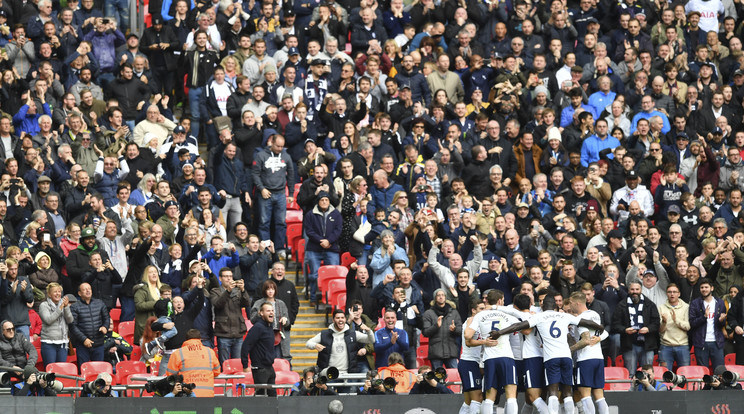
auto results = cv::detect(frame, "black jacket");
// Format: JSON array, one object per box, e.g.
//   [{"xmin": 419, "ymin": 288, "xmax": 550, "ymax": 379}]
[
  {"xmin": 0, "ymin": 332, "xmax": 36, "ymax": 370},
  {"xmin": 70, "ymin": 297, "xmax": 110, "ymax": 347}
]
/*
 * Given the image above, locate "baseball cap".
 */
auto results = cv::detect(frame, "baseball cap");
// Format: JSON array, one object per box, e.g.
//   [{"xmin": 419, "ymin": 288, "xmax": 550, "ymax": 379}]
[
  {"xmin": 517, "ymin": 202, "xmax": 529, "ymax": 209},
  {"xmin": 81, "ymin": 227, "xmax": 95, "ymax": 238},
  {"xmin": 152, "ymin": 16, "xmax": 163, "ymax": 25},
  {"xmin": 626, "ymin": 170, "xmax": 639, "ymax": 180},
  {"xmin": 676, "ymin": 132, "xmax": 689, "ymax": 140},
  {"xmin": 173, "ymin": 125, "xmax": 186, "ymax": 134},
  {"xmin": 304, "ymin": 138, "xmax": 316, "ymax": 146},
  {"xmin": 288, "ymin": 47, "xmax": 299, "ymax": 56},
  {"xmin": 735, "ymin": 69, "xmax": 744, "ymax": 77},
  {"xmin": 712, "ymin": 127, "xmax": 723, "ymax": 135},
  {"xmin": 643, "ymin": 269, "xmax": 657, "ymax": 277},
  {"xmin": 317, "ymin": 191, "xmax": 330, "ymax": 200},
  {"xmin": 667, "ymin": 205, "xmax": 681, "ymax": 215},
  {"xmin": 164, "ymin": 200, "xmax": 179, "ymax": 209},
  {"xmin": 607, "ymin": 229, "xmax": 624, "ymax": 239},
  {"xmin": 310, "ymin": 59, "xmax": 327, "ymax": 66}
]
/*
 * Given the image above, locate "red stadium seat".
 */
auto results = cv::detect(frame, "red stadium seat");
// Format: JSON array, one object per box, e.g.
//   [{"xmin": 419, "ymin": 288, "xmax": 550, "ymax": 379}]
[
  {"xmin": 115, "ymin": 360, "xmax": 147, "ymax": 385},
  {"xmin": 325, "ymin": 279, "xmax": 346, "ymax": 306},
  {"xmin": 726, "ymin": 353, "xmax": 737, "ymax": 365},
  {"xmin": 335, "ymin": 293, "xmax": 347, "ymax": 312},
  {"xmin": 295, "ymin": 239, "xmax": 306, "ymax": 281},
  {"xmin": 286, "ymin": 223, "xmax": 303, "ymax": 256},
  {"xmin": 652, "ymin": 366, "xmax": 668, "ymax": 379},
  {"xmin": 676, "ymin": 366, "xmax": 709, "ymax": 390},
  {"xmin": 286, "ymin": 210, "xmax": 303, "ymax": 224},
  {"xmin": 80, "ymin": 361, "xmax": 113, "ymax": 382},
  {"xmin": 417, "ymin": 344, "xmax": 429, "ymax": 359},
  {"xmin": 445, "ymin": 368, "xmax": 461, "ymax": 393},
  {"xmin": 318, "ymin": 265, "xmax": 348, "ymax": 299},
  {"xmin": 222, "ymin": 358, "xmax": 244, "ymax": 374},
  {"xmin": 46, "ymin": 362, "xmax": 79, "ymax": 389},
  {"xmin": 118, "ymin": 321, "xmax": 135, "ymax": 346},
  {"xmin": 130, "ymin": 345, "xmax": 142, "ymax": 362},
  {"xmin": 274, "ymin": 370, "xmax": 300, "ymax": 395},
  {"xmin": 273, "ymin": 358, "xmax": 291, "ymax": 373},
  {"xmin": 604, "ymin": 367, "xmax": 629, "ymax": 391},
  {"xmin": 110, "ymin": 308, "xmax": 121, "ymax": 332}
]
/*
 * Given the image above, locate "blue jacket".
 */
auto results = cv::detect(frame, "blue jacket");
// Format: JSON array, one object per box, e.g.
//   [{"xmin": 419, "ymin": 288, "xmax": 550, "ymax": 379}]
[
  {"xmin": 304, "ymin": 205, "xmax": 342, "ymax": 253},
  {"xmin": 394, "ymin": 69, "xmax": 431, "ymax": 106},
  {"xmin": 689, "ymin": 296, "xmax": 726, "ymax": 349},
  {"xmin": 370, "ymin": 182, "xmax": 405, "ymax": 211},
  {"xmin": 12, "ymin": 103, "xmax": 51, "ymax": 136},
  {"xmin": 374, "ymin": 327, "xmax": 409, "ymax": 368},
  {"xmin": 202, "ymin": 248, "xmax": 240, "ymax": 277},
  {"xmin": 580, "ymin": 135, "xmax": 620, "ymax": 167},
  {"xmin": 630, "ymin": 110, "xmax": 671, "ymax": 135},
  {"xmin": 83, "ymin": 29, "xmax": 125, "ymax": 73},
  {"xmin": 369, "ymin": 245, "xmax": 409, "ymax": 287}
]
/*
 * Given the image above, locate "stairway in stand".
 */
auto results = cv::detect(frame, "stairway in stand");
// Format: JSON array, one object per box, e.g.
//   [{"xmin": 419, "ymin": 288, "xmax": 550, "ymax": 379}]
[{"xmin": 286, "ymin": 262, "xmax": 326, "ymax": 373}]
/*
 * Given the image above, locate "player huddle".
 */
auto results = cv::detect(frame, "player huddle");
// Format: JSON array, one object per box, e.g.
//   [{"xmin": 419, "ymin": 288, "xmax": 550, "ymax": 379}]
[{"xmin": 458, "ymin": 290, "xmax": 609, "ymax": 414}]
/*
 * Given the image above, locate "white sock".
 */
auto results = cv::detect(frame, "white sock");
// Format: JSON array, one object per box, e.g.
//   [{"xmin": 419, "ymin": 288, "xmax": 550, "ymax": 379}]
[
  {"xmin": 563, "ymin": 397, "xmax": 576, "ymax": 414},
  {"xmin": 459, "ymin": 402, "xmax": 470, "ymax": 414},
  {"xmin": 506, "ymin": 398, "xmax": 518, "ymax": 414},
  {"xmin": 522, "ymin": 403, "xmax": 534, "ymax": 414},
  {"xmin": 581, "ymin": 397, "xmax": 595, "ymax": 414},
  {"xmin": 470, "ymin": 401, "xmax": 482, "ymax": 414},
  {"xmin": 596, "ymin": 398, "xmax": 609, "ymax": 414},
  {"xmin": 548, "ymin": 396, "xmax": 560, "ymax": 414},
  {"xmin": 482, "ymin": 399, "xmax": 495, "ymax": 414},
  {"xmin": 534, "ymin": 397, "xmax": 550, "ymax": 414}
]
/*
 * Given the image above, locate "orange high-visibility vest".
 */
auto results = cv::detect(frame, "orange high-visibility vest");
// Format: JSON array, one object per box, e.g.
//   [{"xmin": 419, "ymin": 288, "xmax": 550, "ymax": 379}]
[{"xmin": 166, "ymin": 338, "xmax": 220, "ymax": 397}]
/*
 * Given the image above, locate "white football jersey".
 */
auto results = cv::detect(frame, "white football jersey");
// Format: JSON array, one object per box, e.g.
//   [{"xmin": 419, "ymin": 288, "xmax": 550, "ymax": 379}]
[
  {"xmin": 461, "ymin": 317, "xmax": 483, "ymax": 362},
  {"xmin": 572, "ymin": 310, "xmax": 608, "ymax": 362},
  {"xmin": 473, "ymin": 308, "xmax": 520, "ymax": 361},
  {"xmin": 528, "ymin": 310, "xmax": 581, "ymax": 361},
  {"xmin": 522, "ymin": 306, "xmax": 544, "ymax": 359},
  {"xmin": 503, "ymin": 305, "xmax": 526, "ymax": 360}
]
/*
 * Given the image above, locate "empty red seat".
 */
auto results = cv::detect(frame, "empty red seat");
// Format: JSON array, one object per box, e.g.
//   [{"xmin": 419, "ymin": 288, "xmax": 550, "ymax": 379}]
[
  {"xmin": 46, "ymin": 362, "xmax": 79, "ymax": 389},
  {"xmin": 272, "ymin": 358, "xmax": 291, "ymax": 372},
  {"xmin": 80, "ymin": 361, "xmax": 113, "ymax": 382},
  {"xmin": 115, "ymin": 360, "xmax": 147, "ymax": 385},
  {"xmin": 604, "ymin": 367, "xmax": 630, "ymax": 391},
  {"xmin": 222, "ymin": 358, "xmax": 244, "ymax": 374}
]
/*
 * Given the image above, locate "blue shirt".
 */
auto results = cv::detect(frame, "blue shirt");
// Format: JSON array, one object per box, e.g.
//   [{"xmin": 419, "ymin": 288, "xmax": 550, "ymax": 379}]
[
  {"xmin": 560, "ymin": 104, "xmax": 596, "ymax": 127},
  {"xmin": 587, "ymin": 90, "xmax": 616, "ymax": 117},
  {"xmin": 374, "ymin": 327, "xmax": 409, "ymax": 368},
  {"xmin": 630, "ymin": 110, "xmax": 671, "ymax": 134},
  {"xmin": 580, "ymin": 134, "xmax": 621, "ymax": 167}
]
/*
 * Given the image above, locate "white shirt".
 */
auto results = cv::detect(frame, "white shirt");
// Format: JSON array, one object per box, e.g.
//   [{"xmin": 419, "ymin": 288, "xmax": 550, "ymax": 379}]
[
  {"xmin": 572, "ymin": 310, "xmax": 608, "ymax": 362},
  {"xmin": 685, "ymin": 0, "xmax": 725, "ymax": 33},
  {"xmin": 704, "ymin": 297, "xmax": 717, "ymax": 342},
  {"xmin": 460, "ymin": 317, "xmax": 483, "ymax": 362},
  {"xmin": 528, "ymin": 310, "xmax": 581, "ymax": 361},
  {"xmin": 473, "ymin": 308, "xmax": 519, "ymax": 361}
]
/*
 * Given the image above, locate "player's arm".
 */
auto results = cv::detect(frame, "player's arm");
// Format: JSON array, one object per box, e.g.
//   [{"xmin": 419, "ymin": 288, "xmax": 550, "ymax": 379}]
[
  {"xmin": 577, "ymin": 318, "xmax": 604, "ymax": 333},
  {"xmin": 569, "ymin": 331, "xmax": 600, "ymax": 352},
  {"xmin": 489, "ymin": 320, "xmax": 530, "ymax": 339}
]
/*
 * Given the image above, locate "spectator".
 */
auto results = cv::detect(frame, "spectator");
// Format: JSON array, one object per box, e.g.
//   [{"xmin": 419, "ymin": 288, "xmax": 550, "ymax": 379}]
[
  {"xmin": 422, "ymin": 288, "xmax": 462, "ymax": 369},
  {"xmin": 210, "ymin": 267, "xmax": 251, "ymax": 364},
  {"xmin": 689, "ymin": 278, "xmax": 727, "ymax": 369},
  {"xmin": 70, "ymin": 282, "xmax": 110, "ymax": 366},
  {"xmin": 611, "ymin": 281, "xmax": 661, "ymax": 374}
]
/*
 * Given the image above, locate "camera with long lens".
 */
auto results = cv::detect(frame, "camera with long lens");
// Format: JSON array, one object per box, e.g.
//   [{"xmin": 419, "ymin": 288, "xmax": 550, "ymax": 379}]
[
  {"xmin": 145, "ymin": 374, "xmax": 195, "ymax": 396},
  {"xmin": 722, "ymin": 370, "xmax": 740, "ymax": 385},
  {"xmin": 0, "ymin": 371, "xmax": 20, "ymax": 386},
  {"xmin": 424, "ymin": 367, "xmax": 448, "ymax": 383},
  {"xmin": 662, "ymin": 371, "xmax": 687, "ymax": 389},
  {"xmin": 633, "ymin": 371, "xmax": 647, "ymax": 382},
  {"xmin": 371, "ymin": 377, "xmax": 397, "ymax": 390},
  {"xmin": 81, "ymin": 378, "xmax": 107, "ymax": 394},
  {"xmin": 315, "ymin": 367, "xmax": 339, "ymax": 385},
  {"xmin": 703, "ymin": 374, "xmax": 719, "ymax": 385}
]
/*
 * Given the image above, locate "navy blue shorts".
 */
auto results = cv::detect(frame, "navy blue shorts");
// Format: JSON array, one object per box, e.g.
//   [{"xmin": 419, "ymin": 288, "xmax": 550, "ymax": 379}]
[
  {"xmin": 515, "ymin": 359, "xmax": 526, "ymax": 391},
  {"xmin": 523, "ymin": 357, "xmax": 545, "ymax": 389},
  {"xmin": 575, "ymin": 359, "xmax": 605, "ymax": 389},
  {"xmin": 484, "ymin": 357, "xmax": 516, "ymax": 391},
  {"xmin": 457, "ymin": 360, "xmax": 483, "ymax": 392},
  {"xmin": 544, "ymin": 357, "xmax": 573, "ymax": 386}
]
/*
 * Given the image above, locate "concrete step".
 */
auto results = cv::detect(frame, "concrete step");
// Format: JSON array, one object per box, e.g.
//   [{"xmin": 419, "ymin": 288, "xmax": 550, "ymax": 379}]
[{"xmin": 292, "ymin": 327, "xmax": 324, "ymax": 333}]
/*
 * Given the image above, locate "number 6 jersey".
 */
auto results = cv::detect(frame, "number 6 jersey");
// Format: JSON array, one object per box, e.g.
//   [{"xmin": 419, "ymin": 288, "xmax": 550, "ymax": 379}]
[{"xmin": 527, "ymin": 310, "xmax": 582, "ymax": 361}]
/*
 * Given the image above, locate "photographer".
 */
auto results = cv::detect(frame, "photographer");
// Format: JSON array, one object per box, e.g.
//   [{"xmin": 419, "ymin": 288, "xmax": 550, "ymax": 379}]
[
  {"xmin": 164, "ymin": 381, "xmax": 196, "ymax": 397},
  {"xmin": 292, "ymin": 366, "xmax": 338, "ymax": 396},
  {"xmin": 80, "ymin": 372, "xmax": 118, "ymax": 397},
  {"xmin": 631, "ymin": 364, "xmax": 668, "ymax": 391},
  {"xmin": 359, "ymin": 370, "xmax": 396, "ymax": 395},
  {"xmin": 11, "ymin": 369, "xmax": 59, "ymax": 396},
  {"xmin": 410, "ymin": 365, "xmax": 453, "ymax": 395},
  {"xmin": 702, "ymin": 366, "xmax": 743, "ymax": 391}
]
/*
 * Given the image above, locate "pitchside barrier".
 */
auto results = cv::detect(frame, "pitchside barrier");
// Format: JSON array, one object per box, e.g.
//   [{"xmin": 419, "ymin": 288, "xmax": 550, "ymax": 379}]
[{"xmin": 0, "ymin": 390, "xmax": 742, "ymax": 414}]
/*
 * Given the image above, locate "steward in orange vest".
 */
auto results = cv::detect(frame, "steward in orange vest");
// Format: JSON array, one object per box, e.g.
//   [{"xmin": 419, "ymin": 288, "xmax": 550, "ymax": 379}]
[{"xmin": 166, "ymin": 329, "xmax": 220, "ymax": 397}]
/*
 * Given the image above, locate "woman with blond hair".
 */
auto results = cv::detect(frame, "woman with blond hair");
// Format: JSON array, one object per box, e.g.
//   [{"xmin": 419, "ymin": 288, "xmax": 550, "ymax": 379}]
[
  {"xmin": 38, "ymin": 282, "xmax": 73, "ymax": 367},
  {"xmin": 388, "ymin": 190, "xmax": 414, "ymax": 230},
  {"xmin": 134, "ymin": 265, "xmax": 162, "ymax": 342}
]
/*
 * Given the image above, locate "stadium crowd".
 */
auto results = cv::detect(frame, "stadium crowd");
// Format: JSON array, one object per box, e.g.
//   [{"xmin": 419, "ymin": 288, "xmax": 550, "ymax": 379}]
[{"xmin": 2, "ymin": 0, "xmax": 744, "ymax": 408}]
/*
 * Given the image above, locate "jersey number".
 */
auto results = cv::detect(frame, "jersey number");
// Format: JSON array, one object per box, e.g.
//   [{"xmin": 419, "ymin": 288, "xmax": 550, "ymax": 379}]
[
  {"xmin": 549, "ymin": 321, "xmax": 561, "ymax": 338},
  {"xmin": 491, "ymin": 321, "xmax": 501, "ymax": 333}
]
